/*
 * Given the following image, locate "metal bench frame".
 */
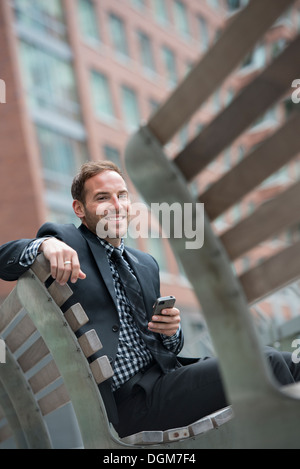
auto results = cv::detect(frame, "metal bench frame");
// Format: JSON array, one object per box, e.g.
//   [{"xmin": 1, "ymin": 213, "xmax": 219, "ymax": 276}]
[{"xmin": 1, "ymin": 0, "xmax": 300, "ymax": 449}]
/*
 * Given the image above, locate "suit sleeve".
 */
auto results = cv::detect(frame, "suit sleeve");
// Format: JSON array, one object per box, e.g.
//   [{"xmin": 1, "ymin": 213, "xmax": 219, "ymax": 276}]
[
  {"xmin": 0, "ymin": 222, "xmax": 65, "ymax": 282},
  {"xmin": 0, "ymin": 238, "xmax": 36, "ymax": 281}
]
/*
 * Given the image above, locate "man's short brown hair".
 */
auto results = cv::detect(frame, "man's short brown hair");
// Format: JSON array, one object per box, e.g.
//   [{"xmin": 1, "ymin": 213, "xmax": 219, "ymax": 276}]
[{"xmin": 71, "ymin": 160, "xmax": 123, "ymax": 203}]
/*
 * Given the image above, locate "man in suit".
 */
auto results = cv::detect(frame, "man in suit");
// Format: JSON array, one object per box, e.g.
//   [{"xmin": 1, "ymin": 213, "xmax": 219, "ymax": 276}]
[{"xmin": 1, "ymin": 160, "xmax": 300, "ymax": 438}]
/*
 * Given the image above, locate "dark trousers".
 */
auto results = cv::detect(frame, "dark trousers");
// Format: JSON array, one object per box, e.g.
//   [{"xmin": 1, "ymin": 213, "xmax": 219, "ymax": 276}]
[{"xmin": 115, "ymin": 347, "xmax": 300, "ymax": 438}]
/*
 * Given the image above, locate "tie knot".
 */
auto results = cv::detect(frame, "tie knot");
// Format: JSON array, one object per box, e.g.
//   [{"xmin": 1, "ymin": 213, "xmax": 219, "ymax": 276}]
[{"xmin": 111, "ymin": 248, "xmax": 123, "ymax": 263}]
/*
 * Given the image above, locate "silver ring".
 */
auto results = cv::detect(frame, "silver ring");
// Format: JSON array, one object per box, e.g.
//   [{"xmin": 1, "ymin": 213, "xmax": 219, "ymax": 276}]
[{"xmin": 64, "ymin": 261, "xmax": 72, "ymax": 265}]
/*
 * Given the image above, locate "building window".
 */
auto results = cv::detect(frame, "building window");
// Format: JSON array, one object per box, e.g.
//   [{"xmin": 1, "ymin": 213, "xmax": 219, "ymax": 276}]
[
  {"xmin": 227, "ymin": 0, "xmax": 249, "ymax": 11},
  {"xmin": 224, "ymin": 148, "xmax": 231, "ymax": 169},
  {"xmin": 121, "ymin": 85, "xmax": 140, "ymax": 130},
  {"xmin": 152, "ymin": 0, "xmax": 169, "ymax": 25},
  {"xmin": 178, "ymin": 125, "xmax": 189, "ymax": 149},
  {"xmin": 241, "ymin": 43, "xmax": 266, "ymax": 70},
  {"xmin": 198, "ymin": 16, "xmax": 209, "ymax": 52},
  {"xmin": 173, "ymin": 0, "xmax": 190, "ymax": 38},
  {"xmin": 90, "ymin": 70, "xmax": 115, "ymax": 122},
  {"xmin": 137, "ymin": 30, "xmax": 156, "ymax": 73},
  {"xmin": 271, "ymin": 39, "xmax": 287, "ymax": 58},
  {"xmin": 77, "ymin": 0, "xmax": 100, "ymax": 44},
  {"xmin": 108, "ymin": 13, "xmax": 129, "ymax": 59},
  {"xmin": 161, "ymin": 46, "xmax": 177, "ymax": 86},
  {"xmin": 149, "ymin": 98, "xmax": 160, "ymax": 115},
  {"xmin": 284, "ymin": 98, "xmax": 300, "ymax": 118},
  {"xmin": 13, "ymin": 0, "xmax": 67, "ymax": 42},
  {"xmin": 146, "ymin": 236, "xmax": 168, "ymax": 272},
  {"xmin": 19, "ymin": 41, "xmax": 80, "ymax": 121},
  {"xmin": 36, "ymin": 125, "xmax": 88, "ymax": 217},
  {"xmin": 131, "ymin": 0, "xmax": 147, "ymax": 10},
  {"xmin": 103, "ymin": 144, "xmax": 121, "ymax": 168},
  {"xmin": 206, "ymin": 0, "xmax": 219, "ymax": 9}
]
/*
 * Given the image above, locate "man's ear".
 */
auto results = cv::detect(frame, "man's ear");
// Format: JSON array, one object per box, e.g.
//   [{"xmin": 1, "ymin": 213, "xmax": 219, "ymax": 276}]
[{"xmin": 73, "ymin": 199, "xmax": 85, "ymax": 219}]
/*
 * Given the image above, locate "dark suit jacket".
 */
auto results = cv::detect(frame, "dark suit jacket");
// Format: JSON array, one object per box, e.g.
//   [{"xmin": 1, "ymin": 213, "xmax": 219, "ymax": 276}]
[{"xmin": 0, "ymin": 222, "xmax": 184, "ymax": 426}]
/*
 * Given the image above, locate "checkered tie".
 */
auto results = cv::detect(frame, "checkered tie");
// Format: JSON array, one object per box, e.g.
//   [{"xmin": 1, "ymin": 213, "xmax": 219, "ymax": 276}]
[{"xmin": 111, "ymin": 248, "xmax": 178, "ymax": 373}]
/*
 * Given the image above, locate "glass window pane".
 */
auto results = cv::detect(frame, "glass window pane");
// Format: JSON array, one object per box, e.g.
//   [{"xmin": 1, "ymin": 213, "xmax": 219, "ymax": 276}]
[
  {"xmin": 198, "ymin": 16, "xmax": 209, "ymax": 51},
  {"xmin": 19, "ymin": 41, "xmax": 80, "ymax": 120},
  {"xmin": 131, "ymin": 0, "xmax": 146, "ymax": 10},
  {"xmin": 77, "ymin": 0, "xmax": 100, "ymax": 43},
  {"xmin": 108, "ymin": 13, "xmax": 129, "ymax": 58},
  {"xmin": 103, "ymin": 145, "xmax": 121, "ymax": 167},
  {"xmin": 36, "ymin": 125, "xmax": 88, "ymax": 198},
  {"xmin": 152, "ymin": 0, "xmax": 169, "ymax": 24},
  {"xmin": 137, "ymin": 30, "xmax": 156, "ymax": 72},
  {"xmin": 161, "ymin": 46, "xmax": 177, "ymax": 86},
  {"xmin": 90, "ymin": 70, "xmax": 115, "ymax": 121},
  {"xmin": 146, "ymin": 237, "xmax": 168, "ymax": 272},
  {"xmin": 173, "ymin": 0, "xmax": 190, "ymax": 37},
  {"xmin": 13, "ymin": 0, "xmax": 67, "ymax": 42},
  {"xmin": 121, "ymin": 85, "xmax": 140, "ymax": 130}
]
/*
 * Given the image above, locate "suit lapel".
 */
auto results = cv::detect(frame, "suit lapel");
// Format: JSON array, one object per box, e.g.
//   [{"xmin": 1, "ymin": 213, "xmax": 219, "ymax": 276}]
[
  {"xmin": 124, "ymin": 249, "xmax": 153, "ymax": 318},
  {"xmin": 78, "ymin": 224, "xmax": 118, "ymax": 308}
]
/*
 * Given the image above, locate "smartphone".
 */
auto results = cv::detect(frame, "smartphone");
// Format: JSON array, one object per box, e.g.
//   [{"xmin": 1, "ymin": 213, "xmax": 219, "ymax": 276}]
[{"xmin": 153, "ymin": 295, "xmax": 176, "ymax": 315}]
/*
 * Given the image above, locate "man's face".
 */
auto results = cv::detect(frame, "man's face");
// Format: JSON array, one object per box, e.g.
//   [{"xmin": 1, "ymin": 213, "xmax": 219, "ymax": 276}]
[{"xmin": 73, "ymin": 170, "xmax": 130, "ymax": 246}]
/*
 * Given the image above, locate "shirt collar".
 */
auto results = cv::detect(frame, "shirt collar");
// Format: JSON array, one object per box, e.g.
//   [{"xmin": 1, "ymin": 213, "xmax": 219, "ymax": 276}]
[{"xmin": 98, "ymin": 237, "xmax": 125, "ymax": 259}]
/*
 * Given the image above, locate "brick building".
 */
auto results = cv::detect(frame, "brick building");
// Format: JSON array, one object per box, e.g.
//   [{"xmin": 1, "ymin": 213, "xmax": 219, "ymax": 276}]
[{"xmin": 0, "ymin": 0, "xmax": 299, "ymax": 355}]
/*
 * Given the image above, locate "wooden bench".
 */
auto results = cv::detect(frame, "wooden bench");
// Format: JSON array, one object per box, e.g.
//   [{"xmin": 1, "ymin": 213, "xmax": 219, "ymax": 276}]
[
  {"xmin": 124, "ymin": 0, "xmax": 300, "ymax": 449},
  {"xmin": 0, "ymin": 253, "xmax": 234, "ymax": 449}
]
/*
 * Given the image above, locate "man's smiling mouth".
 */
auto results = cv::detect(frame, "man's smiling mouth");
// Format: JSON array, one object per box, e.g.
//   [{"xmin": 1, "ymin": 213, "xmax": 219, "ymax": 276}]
[{"xmin": 105, "ymin": 215, "xmax": 126, "ymax": 221}]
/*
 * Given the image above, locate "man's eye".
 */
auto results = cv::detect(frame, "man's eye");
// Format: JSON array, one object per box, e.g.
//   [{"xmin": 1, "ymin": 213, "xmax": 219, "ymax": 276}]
[{"xmin": 119, "ymin": 194, "xmax": 128, "ymax": 199}]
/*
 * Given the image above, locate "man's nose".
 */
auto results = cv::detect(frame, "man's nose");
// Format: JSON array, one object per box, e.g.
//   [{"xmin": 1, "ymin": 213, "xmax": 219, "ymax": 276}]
[{"xmin": 111, "ymin": 195, "xmax": 121, "ymax": 210}]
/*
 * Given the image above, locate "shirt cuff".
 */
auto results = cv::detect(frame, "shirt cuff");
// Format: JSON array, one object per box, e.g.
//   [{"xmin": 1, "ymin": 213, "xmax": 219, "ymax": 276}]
[
  {"xmin": 19, "ymin": 237, "xmax": 50, "ymax": 267},
  {"xmin": 161, "ymin": 324, "xmax": 182, "ymax": 352}
]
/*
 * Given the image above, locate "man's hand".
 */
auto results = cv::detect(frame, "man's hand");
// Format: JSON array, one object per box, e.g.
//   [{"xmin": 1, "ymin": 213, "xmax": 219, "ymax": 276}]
[
  {"xmin": 39, "ymin": 238, "xmax": 86, "ymax": 285},
  {"xmin": 148, "ymin": 307, "xmax": 181, "ymax": 337}
]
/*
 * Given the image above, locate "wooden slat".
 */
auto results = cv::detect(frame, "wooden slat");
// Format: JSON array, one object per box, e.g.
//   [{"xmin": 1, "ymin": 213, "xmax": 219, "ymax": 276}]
[
  {"xmin": 5, "ymin": 314, "xmax": 36, "ymax": 353},
  {"xmin": 64, "ymin": 303, "xmax": 89, "ymax": 332},
  {"xmin": 148, "ymin": 0, "xmax": 294, "ymax": 144},
  {"xmin": 17, "ymin": 337, "xmax": 49, "ymax": 373},
  {"xmin": 175, "ymin": 34, "xmax": 300, "ymax": 181},
  {"xmin": 17, "ymin": 271, "xmax": 115, "ymax": 449},
  {"xmin": 201, "ymin": 112, "xmax": 300, "ymax": 220},
  {"xmin": 239, "ymin": 240, "xmax": 300, "ymax": 304},
  {"xmin": 220, "ymin": 181, "xmax": 300, "ymax": 261},
  {"xmin": 89, "ymin": 355, "xmax": 114, "ymax": 384},
  {"xmin": 188, "ymin": 415, "xmax": 214, "ymax": 437},
  {"xmin": 28, "ymin": 360, "xmax": 61, "ymax": 394},
  {"xmin": 121, "ymin": 430, "xmax": 163, "ymax": 445},
  {"xmin": 78, "ymin": 330, "xmax": 102, "ymax": 358},
  {"xmin": 163, "ymin": 426, "xmax": 189, "ymax": 442},
  {"xmin": 37, "ymin": 383, "xmax": 70, "ymax": 416},
  {"xmin": 210, "ymin": 406, "xmax": 234, "ymax": 428},
  {"xmin": 30, "ymin": 253, "xmax": 51, "ymax": 282},
  {"xmin": 47, "ymin": 281, "xmax": 73, "ymax": 307},
  {"xmin": 0, "ymin": 288, "xmax": 22, "ymax": 334}
]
